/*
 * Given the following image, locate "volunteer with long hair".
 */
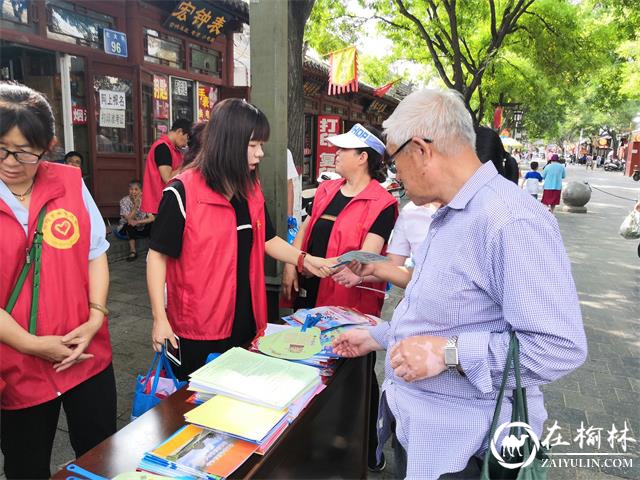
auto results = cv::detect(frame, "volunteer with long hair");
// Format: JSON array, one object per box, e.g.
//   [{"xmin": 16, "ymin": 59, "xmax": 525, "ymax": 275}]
[
  {"xmin": 282, "ymin": 124, "xmax": 397, "ymax": 472},
  {"xmin": 0, "ymin": 82, "xmax": 116, "ymax": 479},
  {"xmin": 147, "ymin": 99, "xmax": 334, "ymax": 380},
  {"xmin": 283, "ymin": 124, "xmax": 398, "ymax": 316}
]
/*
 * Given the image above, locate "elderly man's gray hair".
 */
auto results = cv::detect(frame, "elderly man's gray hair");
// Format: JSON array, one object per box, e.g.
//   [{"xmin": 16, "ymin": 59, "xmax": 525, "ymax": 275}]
[{"xmin": 383, "ymin": 89, "xmax": 476, "ymax": 157}]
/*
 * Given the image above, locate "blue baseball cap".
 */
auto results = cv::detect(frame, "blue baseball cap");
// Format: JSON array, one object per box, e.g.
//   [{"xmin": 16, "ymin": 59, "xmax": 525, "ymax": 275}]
[{"xmin": 327, "ymin": 124, "xmax": 386, "ymax": 156}]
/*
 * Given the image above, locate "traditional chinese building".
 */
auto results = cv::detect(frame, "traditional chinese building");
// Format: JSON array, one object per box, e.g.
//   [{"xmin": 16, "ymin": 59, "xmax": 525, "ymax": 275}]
[
  {"xmin": 0, "ymin": 0, "xmax": 248, "ymax": 215},
  {"xmin": 301, "ymin": 56, "xmax": 410, "ymax": 186}
]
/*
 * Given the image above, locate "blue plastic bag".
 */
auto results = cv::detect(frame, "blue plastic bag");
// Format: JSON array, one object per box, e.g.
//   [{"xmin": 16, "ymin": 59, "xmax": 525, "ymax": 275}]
[
  {"xmin": 131, "ymin": 349, "xmax": 186, "ymax": 420},
  {"xmin": 287, "ymin": 216, "xmax": 298, "ymax": 244}
]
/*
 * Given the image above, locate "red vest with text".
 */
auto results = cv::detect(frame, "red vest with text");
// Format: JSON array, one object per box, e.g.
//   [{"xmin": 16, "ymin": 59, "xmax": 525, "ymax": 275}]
[
  {"xmin": 0, "ymin": 162, "xmax": 112, "ymax": 410},
  {"xmin": 141, "ymin": 135, "xmax": 183, "ymax": 214},
  {"xmin": 302, "ymin": 179, "xmax": 398, "ymax": 316},
  {"xmin": 165, "ymin": 169, "xmax": 268, "ymax": 340}
]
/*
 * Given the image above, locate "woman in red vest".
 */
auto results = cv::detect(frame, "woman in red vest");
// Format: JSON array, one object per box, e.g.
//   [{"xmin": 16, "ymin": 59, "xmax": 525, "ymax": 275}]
[
  {"xmin": 283, "ymin": 124, "xmax": 398, "ymax": 316},
  {"xmin": 0, "ymin": 83, "xmax": 116, "ymax": 478},
  {"xmin": 282, "ymin": 124, "xmax": 397, "ymax": 472},
  {"xmin": 147, "ymin": 99, "xmax": 334, "ymax": 380}
]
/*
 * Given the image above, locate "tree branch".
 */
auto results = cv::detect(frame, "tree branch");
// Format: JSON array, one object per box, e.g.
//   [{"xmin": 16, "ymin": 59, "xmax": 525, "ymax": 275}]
[
  {"xmin": 489, "ymin": 0, "xmax": 497, "ymax": 38},
  {"xmin": 524, "ymin": 10, "xmax": 559, "ymax": 36},
  {"xmin": 460, "ymin": 36, "xmax": 477, "ymax": 70},
  {"xmin": 393, "ymin": 0, "xmax": 455, "ymax": 89}
]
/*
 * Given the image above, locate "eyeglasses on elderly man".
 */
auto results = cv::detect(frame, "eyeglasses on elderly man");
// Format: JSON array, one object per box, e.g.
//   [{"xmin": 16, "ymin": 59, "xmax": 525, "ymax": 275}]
[{"xmin": 385, "ymin": 137, "xmax": 433, "ymax": 168}]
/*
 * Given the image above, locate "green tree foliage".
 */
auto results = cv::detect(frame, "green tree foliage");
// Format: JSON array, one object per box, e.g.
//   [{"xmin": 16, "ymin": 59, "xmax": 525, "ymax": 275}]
[{"xmin": 305, "ymin": 0, "xmax": 639, "ymax": 142}]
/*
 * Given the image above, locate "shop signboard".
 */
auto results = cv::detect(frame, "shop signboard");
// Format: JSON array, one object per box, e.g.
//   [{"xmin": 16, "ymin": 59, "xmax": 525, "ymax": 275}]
[
  {"xmin": 197, "ymin": 84, "xmax": 217, "ymax": 122},
  {"xmin": 164, "ymin": 0, "xmax": 231, "ymax": 44},
  {"xmin": 153, "ymin": 76, "xmax": 170, "ymax": 120},
  {"xmin": 72, "ymin": 105, "xmax": 88, "ymax": 125},
  {"xmin": 100, "ymin": 109, "xmax": 126, "ymax": 129},
  {"xmin": 99, "ymin": 90, "xmax": 126, "ymax": 110},
  {"xmin": 316, "ymin": 115, "xmax": 341, "ymax": 176},
  {"xmin": 103, "ymin": 28, "xmax": 128, "ymax": 58}
]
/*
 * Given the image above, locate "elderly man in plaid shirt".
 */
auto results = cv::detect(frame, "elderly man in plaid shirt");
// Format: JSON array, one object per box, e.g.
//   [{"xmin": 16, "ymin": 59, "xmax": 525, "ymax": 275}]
[{"xmin": 333, "ymin": 89, "xmax": 587, "ymax": 479}]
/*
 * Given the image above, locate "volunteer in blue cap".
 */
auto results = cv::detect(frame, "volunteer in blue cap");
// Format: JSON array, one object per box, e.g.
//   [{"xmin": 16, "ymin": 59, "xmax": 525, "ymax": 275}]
[{"xmin": 282, "ymin": 123, "xmax": 398, "ymax": 471}]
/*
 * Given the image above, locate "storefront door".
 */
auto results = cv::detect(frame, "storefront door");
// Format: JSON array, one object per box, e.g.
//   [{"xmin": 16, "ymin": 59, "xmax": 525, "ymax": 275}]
[{"xmin": 89, "ymin": 62, "xmax": 138, "ymax": 216}]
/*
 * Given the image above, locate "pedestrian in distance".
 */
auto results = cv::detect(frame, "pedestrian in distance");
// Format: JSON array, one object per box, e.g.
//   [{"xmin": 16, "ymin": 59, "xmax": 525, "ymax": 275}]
[
  {"xmin": 521, "ymin": 161, "xmax": 543, "ymax": 199},
  {"xmin": 147, "ymin": 98, "xmax": 335, "ymax": 380},
  {"xmin": 541, "ymin": 153, "xmax": 566, "ymax": 213},
  {"xmin": 332, "ymin": 88, "xmax": 587, "ymax": 479},
  {"xmin": 0, "ymin": 82, "xmax": 116, "ymax": 479},
  {"xmin": 141, "ymin": 118, "xmax": 192, "ymax": 215}
]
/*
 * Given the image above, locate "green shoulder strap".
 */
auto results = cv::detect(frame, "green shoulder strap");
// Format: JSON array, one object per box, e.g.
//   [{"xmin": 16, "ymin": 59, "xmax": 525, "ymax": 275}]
[{"xmin": 4, "ymin": 206, "xmax": 47, "ymax": 335}]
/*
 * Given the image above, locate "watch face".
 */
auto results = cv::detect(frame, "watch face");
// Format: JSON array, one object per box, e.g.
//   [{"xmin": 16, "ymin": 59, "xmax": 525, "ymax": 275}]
[{"xmin": 444, "ymin": 348, "xmax": 455, "ymax": 366}]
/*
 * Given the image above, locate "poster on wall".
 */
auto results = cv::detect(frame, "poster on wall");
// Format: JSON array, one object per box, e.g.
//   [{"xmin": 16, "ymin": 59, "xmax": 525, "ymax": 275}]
[
  {"xmin": 197, "ymin": 84, "xmax": 217, "ymax": 122},
  {"xmin": 153, "ymin": 75, "xmax": 170, "ymax": 120},
  {"xmin": 100, "ymin": 109, "xmax": 126, "ymax": 129},
  {"xmin": 72, "ymin": 105, "xmax": 87, "ymax": 125},
  {"xmin": 316, "ymin": 115, "xmax": 341, "ymax": 176},
  {"xmin": 99, "ymin": 90, "xmax": 126, "ymax": 110}
]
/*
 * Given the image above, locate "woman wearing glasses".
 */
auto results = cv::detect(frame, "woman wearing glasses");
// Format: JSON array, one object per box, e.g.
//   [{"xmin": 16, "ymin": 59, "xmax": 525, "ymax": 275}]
[{"xmin": 0, "ymin": 82, "xmax": 116, "ymax": 478}]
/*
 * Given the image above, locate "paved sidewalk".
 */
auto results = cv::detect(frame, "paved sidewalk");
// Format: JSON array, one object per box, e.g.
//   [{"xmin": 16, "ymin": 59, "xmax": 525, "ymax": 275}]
[{"xmin": 1, "ymin": 166, "xmax": 638, "ymax": 479}]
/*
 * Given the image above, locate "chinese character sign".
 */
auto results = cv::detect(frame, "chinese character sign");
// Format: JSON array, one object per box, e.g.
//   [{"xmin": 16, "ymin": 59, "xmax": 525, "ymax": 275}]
[
  {"xmin": 72, "ymin": 105, "xmax": 87, "ymax": 125},
  {"xmin": 99, "ymin": 109, "xmax": 125, "ymax": 129},
  {"xmin": 153, "ymin": 76, "xmax": 170, "ymax": 120},
  {"xmin": 99, "ymin": 90, "xmax": 126, "ymax": 110},
  {"xmin": 316, "ymin": 115, "xmax": 341, "ymax": 176},
  {"xmin": 165, "ymin": 0, "xmax": 230, "ymax": 44},
  {"xmin": 197, "ymin": 85, "xmax": 217, "ymax": 122}
]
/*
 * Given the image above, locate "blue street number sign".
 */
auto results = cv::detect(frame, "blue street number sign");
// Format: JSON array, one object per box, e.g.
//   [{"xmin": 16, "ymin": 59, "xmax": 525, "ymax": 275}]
[{"xmin": 103, "ymin": 28, "xmax": 128, "ymax": 58}]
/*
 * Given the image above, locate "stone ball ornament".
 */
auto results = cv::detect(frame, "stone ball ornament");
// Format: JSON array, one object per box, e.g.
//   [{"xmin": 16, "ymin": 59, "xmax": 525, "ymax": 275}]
[{"xmin": 562, "ymin": 181, "xmax": 591, "ymax": 213}]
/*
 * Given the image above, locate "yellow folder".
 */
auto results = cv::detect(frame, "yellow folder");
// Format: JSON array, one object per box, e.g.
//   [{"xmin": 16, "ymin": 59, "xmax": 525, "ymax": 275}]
[{"xmin": 185, "ymin": 395, "xmax": 287, "ymax": 443}]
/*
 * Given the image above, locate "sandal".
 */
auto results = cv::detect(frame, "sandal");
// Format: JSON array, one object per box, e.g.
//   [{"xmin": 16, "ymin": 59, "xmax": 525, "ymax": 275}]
[{"xmin": 126, "ymin": 251, "xmax": 138, "ymax": 262}]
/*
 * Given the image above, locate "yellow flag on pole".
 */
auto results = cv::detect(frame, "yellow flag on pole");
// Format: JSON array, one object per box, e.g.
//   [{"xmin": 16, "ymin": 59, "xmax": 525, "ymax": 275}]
[{"xmin": 328, "ymin": 46, "xmax": 358, "ymax": 95}]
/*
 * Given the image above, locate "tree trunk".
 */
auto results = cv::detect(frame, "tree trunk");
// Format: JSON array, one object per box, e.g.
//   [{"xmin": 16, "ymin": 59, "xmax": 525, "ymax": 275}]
[{"xmin": 288, "ymin": 0, "xmax": 316, "ymax": 170}]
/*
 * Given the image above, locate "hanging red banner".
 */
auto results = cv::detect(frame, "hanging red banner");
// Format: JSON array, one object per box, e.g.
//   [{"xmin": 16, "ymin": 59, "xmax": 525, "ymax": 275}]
[{"xmin": 316, "ymin": 115, "xmax": 341, "ymax": 176}]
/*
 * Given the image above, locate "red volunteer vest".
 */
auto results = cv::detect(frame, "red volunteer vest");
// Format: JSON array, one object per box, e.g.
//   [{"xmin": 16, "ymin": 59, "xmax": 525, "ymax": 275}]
[
  {"xmin": 0, "ymin": 162, "xmax": 112, "ymax": 410},
  {"xmin": 165, "ymin": 169, "xmax": 268, "ymax": 340},
  {"xmin": 141, "ymin": 135, "xmax": 183, "ymax": 214},
  {"xmin": 302, "ymin": 179, "xmax": 398, "ymax": 316}
]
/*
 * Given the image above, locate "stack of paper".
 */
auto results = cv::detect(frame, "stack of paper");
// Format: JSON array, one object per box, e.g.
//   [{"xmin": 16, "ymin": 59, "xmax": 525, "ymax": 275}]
[
  {"xmin": 253, "ymin": 324, "xmax": 350, "ymax": 376},
  {"xmin": 188, "ymin": 347, "xmax": 321, "ymax": 410},
  {"xmin": 183, "ymin": 347, "xmax": 324, "ymax": 457},
  {"xmin": 283, "ymin": 306, "xmax": 379, "ymax": 331},
  {"xmin": 184, "ymin": 395, "xmax": 288, "ymax": 444},
  {"xmin": 139, "ymin": 424, "xmax": 257, "ymax": 479}
]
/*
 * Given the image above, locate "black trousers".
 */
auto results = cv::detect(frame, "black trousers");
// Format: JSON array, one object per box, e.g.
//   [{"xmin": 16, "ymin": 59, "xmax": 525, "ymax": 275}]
[{"xmin": 1, "ymin": 364, "xmax": 117, "ymax": 479}]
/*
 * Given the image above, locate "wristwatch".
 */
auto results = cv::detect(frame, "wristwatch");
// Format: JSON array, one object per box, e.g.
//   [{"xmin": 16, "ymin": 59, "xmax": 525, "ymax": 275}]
[{"xmin": 444, "ymin": 336, "xmax": 465, "ymax": 376}]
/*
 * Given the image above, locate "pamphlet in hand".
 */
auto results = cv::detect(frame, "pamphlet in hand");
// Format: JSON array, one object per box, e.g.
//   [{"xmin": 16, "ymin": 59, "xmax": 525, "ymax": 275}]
[{"xmin": 334, "ymin": 250, "xmax": 388, "ymax": 267}]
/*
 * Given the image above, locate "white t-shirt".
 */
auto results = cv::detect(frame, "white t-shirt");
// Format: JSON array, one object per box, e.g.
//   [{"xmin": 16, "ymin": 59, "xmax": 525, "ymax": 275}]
[
  {"xmin": 387, "ymin": 202, "xmax": 436, "ymax": 259},
  {"xmin": 286, "ymin": 149, "xmax": 302, "ymax": 223}
]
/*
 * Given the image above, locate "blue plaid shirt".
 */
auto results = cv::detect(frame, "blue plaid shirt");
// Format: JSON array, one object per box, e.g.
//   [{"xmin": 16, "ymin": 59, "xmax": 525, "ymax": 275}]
[{"xmin": 370, "ymin": 161, "xmax": 587, "ymax": 479}]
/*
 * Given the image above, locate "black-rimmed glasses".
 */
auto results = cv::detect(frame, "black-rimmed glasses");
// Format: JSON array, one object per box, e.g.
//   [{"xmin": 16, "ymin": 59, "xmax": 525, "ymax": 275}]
[
  {"xmin": 0, "ymin": 147, "xmax": 46, "ymax": 165},
  {"xmin": 387, "ymin": 137, "xmax": 433, "ymax": 166}
]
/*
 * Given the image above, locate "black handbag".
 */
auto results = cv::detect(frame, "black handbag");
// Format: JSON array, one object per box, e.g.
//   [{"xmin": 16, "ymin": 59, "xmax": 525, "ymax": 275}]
[{"xmin": 481, "ymin": 333, "xmax": 549, "ymax": 479}]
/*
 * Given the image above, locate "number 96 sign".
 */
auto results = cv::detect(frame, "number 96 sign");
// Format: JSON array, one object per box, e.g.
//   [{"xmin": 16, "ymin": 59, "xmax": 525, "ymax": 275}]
[{"xmin": 103, "ymin": 28, "xmax": 128, "ymax": 58}]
